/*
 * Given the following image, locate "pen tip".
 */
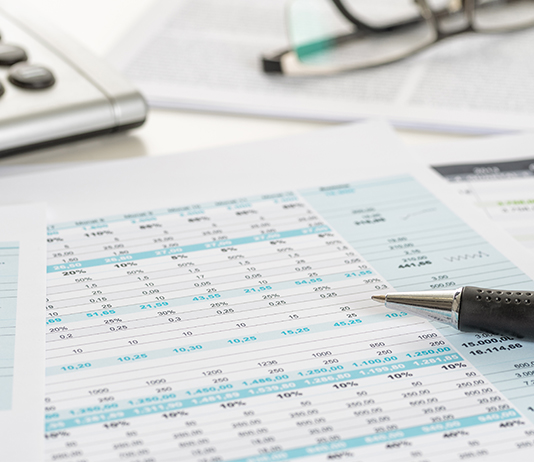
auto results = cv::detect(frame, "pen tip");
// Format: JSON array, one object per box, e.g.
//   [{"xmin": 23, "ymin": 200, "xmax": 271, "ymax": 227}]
[{"xmin": 371, "ymin": 294, "xmax": 386, "ymax": 303}]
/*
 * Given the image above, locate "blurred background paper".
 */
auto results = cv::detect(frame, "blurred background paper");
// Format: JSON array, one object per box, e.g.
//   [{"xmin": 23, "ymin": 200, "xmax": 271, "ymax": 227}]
[
  {"xmin": 110, "ymin": 0, "xmax": 534, "ymax": 134},
  {"xmin": 0, "ymin": 204, "xmax": 46, "ymax": 462},
  {"xmin": 411, "ymin": 132, "xmax": 534, "ymax": 252}
]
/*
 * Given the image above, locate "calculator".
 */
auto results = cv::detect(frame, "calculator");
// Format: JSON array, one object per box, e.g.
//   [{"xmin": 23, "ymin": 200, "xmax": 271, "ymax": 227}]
[{"xmin": 0, "ymin": 6, "xmax": 147, "ymax": 156}]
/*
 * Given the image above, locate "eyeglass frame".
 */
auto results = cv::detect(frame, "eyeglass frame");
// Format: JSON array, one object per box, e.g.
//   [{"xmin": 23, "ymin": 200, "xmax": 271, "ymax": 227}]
[{"xmin": 262, "ymin": 0, "xmax": 534, "ymax": 76}]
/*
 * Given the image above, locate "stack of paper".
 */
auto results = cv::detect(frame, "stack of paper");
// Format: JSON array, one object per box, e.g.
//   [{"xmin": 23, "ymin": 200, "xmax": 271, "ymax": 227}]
[{"xmin": 1, "ymin": 121, "xmax": 534, "ymax": 461}]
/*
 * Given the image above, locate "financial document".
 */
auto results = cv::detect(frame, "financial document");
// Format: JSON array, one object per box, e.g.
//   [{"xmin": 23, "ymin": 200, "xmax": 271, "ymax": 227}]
[
  {"xmin": 1, "ymin": 123, "xmax": 534, "ymax": 461},
  {"xmin": 110, "ymin": 0, "xmax": 534, "ymax": 133},
  {"xmin": 0, "ymin": 203, "xmax": 47, "ymax": 461},
  {"xmin": 42, "ymin": 175, "xmax": 534, "ymax": 462},
  {"xmin": 412, "ymin": 133, "xmax": 534, "ymax": 252}
]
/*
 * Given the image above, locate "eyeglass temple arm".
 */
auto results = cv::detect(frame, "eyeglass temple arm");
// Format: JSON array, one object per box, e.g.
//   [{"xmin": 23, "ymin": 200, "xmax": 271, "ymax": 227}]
[{"xmin": 262, "ymin": 30, "xmax": 363, "ymax": 74}]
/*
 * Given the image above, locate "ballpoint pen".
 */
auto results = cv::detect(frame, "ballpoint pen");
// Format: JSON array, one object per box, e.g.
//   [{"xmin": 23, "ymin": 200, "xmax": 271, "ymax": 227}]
[{"xmin": 371, "ymin": 286, "xmax": 534, "ymax": 340}]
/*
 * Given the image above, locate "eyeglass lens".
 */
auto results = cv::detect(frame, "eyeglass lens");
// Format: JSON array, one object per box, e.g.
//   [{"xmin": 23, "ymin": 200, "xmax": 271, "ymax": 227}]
[
  {"xmin": 288, "ymin": 0, "xmax": 534, "ymax": 71},
  {"xmin": 288, "ymin": 0, "xmax": 437, "ymax": 70}
]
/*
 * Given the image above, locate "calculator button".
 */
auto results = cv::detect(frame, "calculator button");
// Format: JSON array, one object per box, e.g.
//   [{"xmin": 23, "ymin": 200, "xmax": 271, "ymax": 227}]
[
  {"xmin": 8, "ymin": 64, "xmax": 55, "ymax": 89},
  {"xmin": 0, "ymin": 44, "xmax": 27, "ymax": 66}
]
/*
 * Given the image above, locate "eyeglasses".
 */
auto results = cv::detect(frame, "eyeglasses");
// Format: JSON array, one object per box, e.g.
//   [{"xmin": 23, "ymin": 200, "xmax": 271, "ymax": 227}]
[{"xmin": 262, "ymin": 0, "xmax": 534, "ymax": 76}]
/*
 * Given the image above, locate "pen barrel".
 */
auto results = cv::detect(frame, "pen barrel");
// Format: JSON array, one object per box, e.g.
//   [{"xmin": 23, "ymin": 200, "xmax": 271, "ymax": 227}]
[{"xmin": 459, "ymin": 286, "xmax": 534, "ymax": 340}]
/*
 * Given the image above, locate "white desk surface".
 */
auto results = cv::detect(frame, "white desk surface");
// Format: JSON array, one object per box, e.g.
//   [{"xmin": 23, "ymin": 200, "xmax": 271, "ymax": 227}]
[{"xmin": 0, "ymin": 0, "xmax": 478, "ymax": 169}]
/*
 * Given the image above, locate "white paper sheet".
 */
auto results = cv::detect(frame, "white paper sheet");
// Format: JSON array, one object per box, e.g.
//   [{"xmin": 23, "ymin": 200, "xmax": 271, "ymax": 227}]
[
  {"xmin": 109, "ymin": 0, "xmax": 534, "ymax": 134},
  {"xmin": 411, "ymin": 133, "xmax": 534, "ymax": 252},
  {"xmin": 0, "ymin": 203, "xmax": 47, "ymax": 461},
  {"xmin": 1, "ymin": 122, "xmax": 534, "ymax": 461}
]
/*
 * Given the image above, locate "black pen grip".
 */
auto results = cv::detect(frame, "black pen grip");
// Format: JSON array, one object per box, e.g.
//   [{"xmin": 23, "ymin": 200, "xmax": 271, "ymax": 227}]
[{"xmin": 459, "ymin": 286, "xmax": 534, "ymax": 340}]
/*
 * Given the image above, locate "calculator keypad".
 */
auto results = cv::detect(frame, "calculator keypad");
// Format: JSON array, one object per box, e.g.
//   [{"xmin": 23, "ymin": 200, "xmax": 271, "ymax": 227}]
[
  {"xmin": 8, "ymin": 64, "xmax": 55, "ymax": 89},
  {"xmin": 0, "ymin": 43, "xmax": 27, "ymax": 66},
  {"xmin": 0, "ymin": 7, "xmax": 146, "ymax": 155}
]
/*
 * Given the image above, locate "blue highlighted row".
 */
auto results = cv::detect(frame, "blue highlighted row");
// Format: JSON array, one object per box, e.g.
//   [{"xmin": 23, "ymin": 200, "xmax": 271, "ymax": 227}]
[
  {"xmin": 47, "ymin": 352, "xmax": 460, "ymax": 424},
  {"xmin": 47, "ymin": 226, "xmax": 331, "ymax": 273},
  {"xmin": 47, "ymin": 269, "xmax": 373, "ymax": 326},
  {"xmin": 45, "ymin": 354, "xmax": 462, "ymax": 430},
  {"xmin": 47, "ymin": 309, "xmax": 403, "ymax": 377},
  {"xmin": 228, "ymin": 410, "xmax": 520, "ymax": 462}
]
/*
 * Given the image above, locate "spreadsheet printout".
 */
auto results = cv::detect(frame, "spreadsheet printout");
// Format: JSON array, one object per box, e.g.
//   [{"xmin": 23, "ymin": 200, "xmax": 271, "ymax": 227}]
[
  {"xmin": 1, "ymin": 121, "xmax": 533, "ymax": 461},
  {"xmin": 0, "ymin": 203, "xmax": 47, "ymax": 461},
  {"xmin": 44, "ymin": 174, "xmax": 534, "ymax": 462}
]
